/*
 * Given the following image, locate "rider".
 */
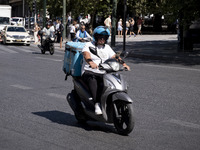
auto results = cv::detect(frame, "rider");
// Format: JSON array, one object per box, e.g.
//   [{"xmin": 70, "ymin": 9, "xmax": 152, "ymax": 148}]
[
  {"xmin": 81, "ymin": 26, "xmax": 130, "ymax": 115},
  {"xmin": 41, "ymin": 22, "xmax": 55, "ymax": 46},
  {"xmin": 75, "ymin": 25, "xmax": 92, "ymax": 42}
]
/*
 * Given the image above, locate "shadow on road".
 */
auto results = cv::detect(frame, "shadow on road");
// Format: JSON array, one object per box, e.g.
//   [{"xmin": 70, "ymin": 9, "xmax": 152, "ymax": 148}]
[
  {"xmin": 32, "ymin": 110, "xmax": 115, "ymax": 134},
  {"xmin": 114, "ymin": 40, "xmax": 200, "ymax": 66}
]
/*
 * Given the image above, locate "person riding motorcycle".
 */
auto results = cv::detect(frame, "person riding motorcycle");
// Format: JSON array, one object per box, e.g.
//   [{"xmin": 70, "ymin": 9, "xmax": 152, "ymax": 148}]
[
  {"xmin": 81, "ymin": 26, "xmax": 130, "ymax": 115},
  {"xmin": 41, "ymin": 22, "xmax": 55, "ymax": 46},
  {"xmin": 75, "ymin": 25, "xmax": 92, "ymax": 42}
]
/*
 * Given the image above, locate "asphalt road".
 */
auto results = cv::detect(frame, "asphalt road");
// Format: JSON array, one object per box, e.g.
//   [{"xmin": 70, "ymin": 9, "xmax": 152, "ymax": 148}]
[{"xmin": 0, "ymin": 43, "xmax": 200, "ymax": 150}]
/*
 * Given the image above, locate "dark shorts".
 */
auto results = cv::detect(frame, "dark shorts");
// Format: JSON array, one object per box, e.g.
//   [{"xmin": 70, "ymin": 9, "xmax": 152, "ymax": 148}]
[{"xmin": 130, "ymin": 25, "xmax": 134, "ymax": 32}]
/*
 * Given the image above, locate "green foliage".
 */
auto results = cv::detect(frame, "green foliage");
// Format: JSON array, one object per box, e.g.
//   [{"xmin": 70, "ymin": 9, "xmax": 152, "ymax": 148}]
[{"xmin": 34, "ymin": 0, "xmax": 199, "ymax": 29}]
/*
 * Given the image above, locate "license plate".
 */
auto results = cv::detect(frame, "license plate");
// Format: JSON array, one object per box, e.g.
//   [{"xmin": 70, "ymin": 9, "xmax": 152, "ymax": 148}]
[{"xmin": 16, "ymin": 40, "xmax": 22, "ymax": 42}]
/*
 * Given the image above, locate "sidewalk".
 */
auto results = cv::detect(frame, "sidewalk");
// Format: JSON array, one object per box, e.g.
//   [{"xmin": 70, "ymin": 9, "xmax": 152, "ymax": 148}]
[{"xmin": 52, "ymin": 34, "xmax": 200, "ymax": 64}]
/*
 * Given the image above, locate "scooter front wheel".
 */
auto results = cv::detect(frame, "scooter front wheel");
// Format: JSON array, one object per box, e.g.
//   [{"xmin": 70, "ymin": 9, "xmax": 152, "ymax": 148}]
[{"xmin": 113, "ymin": 101, "xmax": 134, "ymax": 135}]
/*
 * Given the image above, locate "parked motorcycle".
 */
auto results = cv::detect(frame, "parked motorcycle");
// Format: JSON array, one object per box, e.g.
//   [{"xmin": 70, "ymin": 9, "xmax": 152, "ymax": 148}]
[
  {"xmin": 66, "ymin": 50, "xmax": 134, "ymax": 135},
  {"xmin": 38, "ymin": 31, "xmax": 55, "ymax": 55}
]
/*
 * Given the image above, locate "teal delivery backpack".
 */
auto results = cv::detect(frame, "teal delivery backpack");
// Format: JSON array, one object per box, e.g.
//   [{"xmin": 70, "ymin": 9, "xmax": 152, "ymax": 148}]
[{"xmin": 63, "ymin": 42, "xmax": 86, "ymax": 77}]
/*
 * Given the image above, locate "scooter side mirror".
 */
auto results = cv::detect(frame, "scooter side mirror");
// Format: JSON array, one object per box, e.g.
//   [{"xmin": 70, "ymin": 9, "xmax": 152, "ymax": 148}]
[
  {"xmin": 115, "ymin": 51, "xmax": 121, "ymax": 59},
  {"xmin": 115, "ymin": 51, "xmax": 129, "ymax": 59}
]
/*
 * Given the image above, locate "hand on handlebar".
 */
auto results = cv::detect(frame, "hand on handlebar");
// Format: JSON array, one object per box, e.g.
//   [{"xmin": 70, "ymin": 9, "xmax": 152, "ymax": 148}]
[
  {"xmin": 89, "ymin": 61, "xmax": 98, "ymax": 69},
  {"xmin": 123, "ymin": 64, "xmax": 130, "ymax": 71}
]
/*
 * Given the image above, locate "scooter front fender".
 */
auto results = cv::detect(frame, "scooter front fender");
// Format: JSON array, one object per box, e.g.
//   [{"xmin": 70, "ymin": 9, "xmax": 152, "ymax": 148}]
[{"xmin": 112, "ymin": 92, "xmax": 133, "ymax": 103}]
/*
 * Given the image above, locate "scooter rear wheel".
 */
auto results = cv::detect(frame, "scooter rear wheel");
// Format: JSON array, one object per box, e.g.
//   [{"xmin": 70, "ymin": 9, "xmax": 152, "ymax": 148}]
[
  {"xmin": 113, "ymin": 101, "xmax": 134, "ymax": 135},
  {"xmin": 69, "ymin": 90, "xmax": 87, "ymax": 123},
  {"xmin": 41, "ymin": 49, "xmax": 45, "ymax": 54},
  {"xmin": 49, "ymin": 47, "xmax": 54, "ymax": 55}
]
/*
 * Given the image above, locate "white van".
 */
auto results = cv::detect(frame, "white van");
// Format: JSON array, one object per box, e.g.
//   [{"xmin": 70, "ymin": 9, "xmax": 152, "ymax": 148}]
[{"xmin": 11, "ymin": 17, "xmax": 25, "ymax": 26}]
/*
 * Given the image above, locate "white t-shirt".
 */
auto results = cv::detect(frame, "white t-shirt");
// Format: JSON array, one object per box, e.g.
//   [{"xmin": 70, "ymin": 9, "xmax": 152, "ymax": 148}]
[
  {"xmin": 70, "ymin": 25, "xmax": 75, "ymax": 33},
  {"xmin": 42, "ymin": 26, "xmax": 55, "ymax": 36},
  {"xmin": 104, "ymin": 17, "xmax": 111, "ymax": 27},
  {"xmin": 81, "ymin": 42, "xmax": 116, "ymax": 75}
]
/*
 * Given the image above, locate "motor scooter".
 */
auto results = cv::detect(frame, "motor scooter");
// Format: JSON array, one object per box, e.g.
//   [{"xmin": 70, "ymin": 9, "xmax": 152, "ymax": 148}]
[
  {"xmin": 38, "ymin": 31, "xmax": 55, "ymax": 55},
  {"xmin": 73, "ymin": 37, "xmax": 92, "ymax": 42},
  {"xmin": 66, "ymin": 50, "xmax": 134, "ymax": 135}
]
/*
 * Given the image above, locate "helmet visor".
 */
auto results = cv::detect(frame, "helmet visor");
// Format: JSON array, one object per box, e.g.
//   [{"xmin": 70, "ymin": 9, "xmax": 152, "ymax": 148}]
[{"xmin": 96, "ymin": 35, "xmax": 108, "ymax": 41}]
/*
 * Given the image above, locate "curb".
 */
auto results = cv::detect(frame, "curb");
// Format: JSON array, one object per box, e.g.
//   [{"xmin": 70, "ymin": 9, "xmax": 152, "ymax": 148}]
[{"xmin": 128, "ymin": 51, "xmax": 200, "ymax": 64}]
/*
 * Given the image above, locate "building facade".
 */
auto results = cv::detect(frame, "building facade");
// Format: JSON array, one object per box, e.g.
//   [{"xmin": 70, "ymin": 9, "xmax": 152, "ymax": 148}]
[{"xmin": 0, "ymin": 0, "xmax": 28, "ymax": 17}]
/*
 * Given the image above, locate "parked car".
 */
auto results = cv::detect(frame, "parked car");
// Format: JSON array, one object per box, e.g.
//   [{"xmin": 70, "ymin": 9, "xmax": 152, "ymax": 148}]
[{"xmin": 1, "ymin": 25, "xmax": 31, "ymax": 46}]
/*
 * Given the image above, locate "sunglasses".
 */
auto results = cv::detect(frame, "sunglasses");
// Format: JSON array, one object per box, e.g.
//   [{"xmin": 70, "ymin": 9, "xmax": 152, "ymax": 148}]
[{"xmin": 97, "ymin": 35, "xmax": 107, "ymax": 40}]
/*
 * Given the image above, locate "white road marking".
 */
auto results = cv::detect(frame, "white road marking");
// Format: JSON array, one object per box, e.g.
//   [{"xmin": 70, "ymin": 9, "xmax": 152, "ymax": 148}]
[
  {"xmin": 46, "ymin": 93, "xmax": 66, "ymax": 99},
  {"xmin": 12, "ymin": 46, "xmax": 34, "ymax": 53},
  {"xmin": 53, "ymin": 54, "xmax": 64, "ymax": 57},
  {"xmin": 166, "ymin": 119, "xmax": 200, "ymax": 129},
  {"xmin": 10, "ymin": 84, "xmax": 32, "ymax": 90},
  {"xmin": 144, "ymin": 64, "xmax": 200, "ymax": 72},
  {"xmin": 0, "ymin": 47, "xmax": 18, "ymax": 54},
  {"xmin": 35, "ymin": 57, "xmax": 62, "ymax": 62}
]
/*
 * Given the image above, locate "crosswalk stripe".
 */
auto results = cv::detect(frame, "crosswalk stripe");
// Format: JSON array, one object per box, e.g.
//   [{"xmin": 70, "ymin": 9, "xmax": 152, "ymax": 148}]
[
  {"xmin": 46, "ymin": 93, "xmax": 66, "ymax": 99},
  {"xmin": 10, "ymin": 84, "xmax": 32, "ymax": 90},
  {"xmin": 35, "ymin": 56, "xmax": 62, "ymax": 62},
  {"xmin": 0, "ymin": 46, "xmax": 18, "ymax": 53},
  {"xmin": 7, "ymin": 46, "xmax": 35, "ymax": 53}
]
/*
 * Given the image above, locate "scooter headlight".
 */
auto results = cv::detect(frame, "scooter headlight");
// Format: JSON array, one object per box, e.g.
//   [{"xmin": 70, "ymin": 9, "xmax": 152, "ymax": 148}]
[
  {"xmin": 42, "ymin": 36, "xmax": 46, "ymax": 40},
  {"xmin": 50, "ymin": 37, "xmax": 54, "ymax": 41}
]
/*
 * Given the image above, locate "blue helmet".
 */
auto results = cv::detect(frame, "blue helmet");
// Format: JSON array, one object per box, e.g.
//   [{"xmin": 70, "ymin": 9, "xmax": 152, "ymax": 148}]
[{"xmin": 93, "ymin": 26, "xmax": 110, "ymax": 42}]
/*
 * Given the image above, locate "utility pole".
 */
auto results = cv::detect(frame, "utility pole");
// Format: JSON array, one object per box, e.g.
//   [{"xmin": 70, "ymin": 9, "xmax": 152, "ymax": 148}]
[
  {"xmin": 63, "ymin": 0, "xmax": 66, "ymax": 39},
  {"xmin": 43, "ymin": 0, "xmax": 46, "ymax": 27},
  {"xmin": 111, "ymin": 0, "xmax": 117, "ymax": 47},
  {"xmin": 23, "ymin": 0, "xmax": 25, "ymax": 17},
  {"xmin": 23, "ymin": 0, "xmax": 25, "ymax": 26},
  {"xmin": 123, "ymin": 0, "xmax": 127, "ymax": 52}
]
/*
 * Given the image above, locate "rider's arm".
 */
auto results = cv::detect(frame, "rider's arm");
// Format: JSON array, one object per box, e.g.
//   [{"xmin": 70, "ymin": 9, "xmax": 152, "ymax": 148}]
[
  {"xmin": 86, "ymin": 32, "xmax": 92, "ymax": 40},
  {"xmin": 112, "ymin": 54, "xmax": 130, "ymax": 71},
  {"xmin": 83, "ymin": 51, "xmax": 98, "ymax": 69}
]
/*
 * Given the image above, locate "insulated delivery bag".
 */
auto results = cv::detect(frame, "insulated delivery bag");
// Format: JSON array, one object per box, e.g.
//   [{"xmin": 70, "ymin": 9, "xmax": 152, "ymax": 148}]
[{"xmin": 63, "ymin": 42, "xmax": 86, "ymax": 77}]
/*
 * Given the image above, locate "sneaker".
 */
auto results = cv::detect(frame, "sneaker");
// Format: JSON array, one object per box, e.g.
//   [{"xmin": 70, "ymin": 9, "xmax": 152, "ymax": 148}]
[{"xmin": 95, "ymin": 103, "xmax": 102, "ymax": 115}]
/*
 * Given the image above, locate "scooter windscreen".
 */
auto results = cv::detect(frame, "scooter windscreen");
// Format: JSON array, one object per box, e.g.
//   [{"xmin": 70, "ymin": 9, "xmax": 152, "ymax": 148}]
[{"xmin": 100, "ymin": 59, "xmax": 123, "ymax": 72}]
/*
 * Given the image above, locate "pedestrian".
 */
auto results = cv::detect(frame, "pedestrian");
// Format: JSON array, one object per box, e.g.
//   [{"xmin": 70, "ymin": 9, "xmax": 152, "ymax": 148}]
[
  {"xmin": 125, "ymin": 20, "xmax": 130, "ymax": 36},
  {"xmin": 129, "ymin": 18, "xmax": 136, "ymax": 37},
  {"xmin": 137, "ymin": 17, "xmax": 143, "ymax": 35},
  {"xmin": 75, "ymin": 21, "xmax": 79, "ymax": 32},
  {"xmin": 33, "ymin": 23, "xmax": 40, "ymax": 44},
  {"xmin": 55, "ymin": 19, "xmax": 60, "ymax": 43},
  {"xmin": 117, "ymin": 19, "xmax": 123, "ymax": 38},
  {"xmin": 70, "ymin": 21, "xmax": 76, "ymax": 41},
  {"xmin": 58, "ymin": 20, "xmax": 64, "ymax": 48},
  {"xmin": 67, "ymin": 14, "xmax": 72, "ymax": 26},
  {"xmin": 104, "ymin": 15, "xmax": 112, "ymax": 32}
]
